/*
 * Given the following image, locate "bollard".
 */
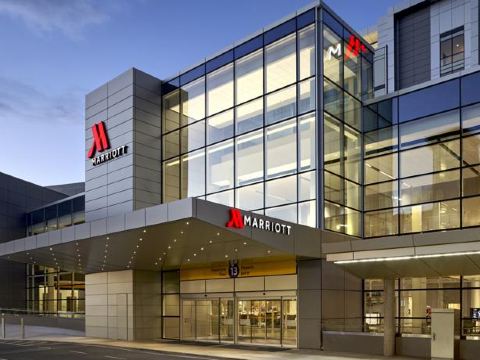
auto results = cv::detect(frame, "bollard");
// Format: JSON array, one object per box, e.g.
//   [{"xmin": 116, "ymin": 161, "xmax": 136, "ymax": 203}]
[
  {"xmin": 20, "ymin": 318, "xmax": 24, "ymax": 339},
  {"xmin": 1, "ymin": 315, "xmax": 4, "ymax": 339}
]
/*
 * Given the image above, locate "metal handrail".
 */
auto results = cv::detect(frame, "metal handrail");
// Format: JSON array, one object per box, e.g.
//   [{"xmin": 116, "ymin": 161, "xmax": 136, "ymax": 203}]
[{"xmin": 0, "ymin": 308, "xmax": 85, "ymax": 319}]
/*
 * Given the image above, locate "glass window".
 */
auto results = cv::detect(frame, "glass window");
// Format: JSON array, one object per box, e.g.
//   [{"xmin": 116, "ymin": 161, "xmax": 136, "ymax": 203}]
[
  {"xmin": 45, "ymin": 205, "xmax": 57, "ymax": 231},
  {"xmin": 324, "ymin": 78, "xmax": 343, "ymax": 120},
  {"xmin": 206, "ymin": 190, "xmax": 234, "ymax": 207},
  {"xmin": 345, "ymin": 180, "xmax": 360, "ymax": 210},
  {"xmin": 463, "ymin": 196, "xmax": 480, "ymax": 227},
  {"xmin": 462, "ymin": 103, "xmax": 480, "ymax": 134},
  {"xmin": 163, "ymin": 130, "xmax": 180, "ymax": 159},
  {"xmin": 207, "ymin": 109, "xmax": 233, "ymax": 144},
  {"xmin": 323, "ymin": 25, "xmax": 342, "ymax": 85},
  {"xmin": 181, "ymin": 77, "xmax": 205, "ymax": 125},
  {"xmin": 324, "ymin": 114, "xmax": 342, "ymax": 176},
  {"xmin": 364, "ymin": 126, "xmax": 398, "ymax": 157},
  {"xmin": 365, "ymin": 209, "xmax": 399, "ymax": 237},
  {"xmin": 235, "ymin": 49, "xmax": 263, "ymax": 104},
  {"xmin": 365, "ymin": 153, "xmax": 398, "ymax": 184},
  {"xmin": 298, "ymin": 24, "xmax": 315, "ymax": 80},
  {"xmin": 265, "ymin": 84, "xmax": 296, "ymax": 125},
  {"xmin": 344, "ymin": 126, "xmax": 361, "ymax": 183},
  {"xmin": 298, "ymin": 77, "xmax": 315, "ymax": 114},
  {"xmin": 162, "ymin": 89, "xmax": 180, "ymax": 133},
  {"xmin": 399, "ymin": 110, "xmax": 460, "ymax": 149},
  {"xmin": 365, "ymin": 181, "xmax": 398, "ymax": 211},
  {"xmin": 400, "ymin": 140, "xmax": 460, "ymax": 178},
  {"xmin": 236, "ymin": 98, "xmax": 263, "ymax": 135},
  {"xmin": 181, "ymin": 120, "xmax": 204, "ymax": 154},
  {"xmin": 236, "ymin": 183, "xmax": 263, "ymax": 211},
  {"xmin": 207, "ymin": 64, "xmax": 234, "ymax": 116},
  {"xmin": 398, "ymin": 79, "xmax": 459, "ymax": 123},
  {"xmin": 298, "ymin": 113, "xmax": 316, "ymax": 171},
  {"xmin": 400, "ymin": 200, "xmax": 460, "ymax": 233},
  {"xmin": 440, "ymin": 27, "xmax": 464, "ymax": 77},
  {"xmin": 265, "ymin": 203, "xmax": 297, "ymax": 223},
  {"xmin": 163, "ymin": 158, "xmax": 180, "ymax": 202},
  {"xmin": 299, "ymin": 200, "xmax": 316, "ymax": 227},
  {"xmin": 325, "ymin": 171, "xmax": 343, "ymax": 205},
  {"xmin": 324, "ymin": 201, "xmax": 344, "ymax": 232},
  {"xmin": 400, "ymin": 170, "xmax": 460, "ymax": 206},
  {"xmin": 344, "ymin": 35, "xmax": 362, "ymax": 97},
  {"xmin": 463, "ymin": 134, "xmax": 480, "ymax": 166},
  {"xmin": 362, "ymin": 56, "xmax": 374, "ymax": 99},
  {"xmin": 207, "ymin": 140, "xmax": 233, "ymax": 193},
  {"xmin": 265, "ymin": 175, "xmax": 297, "ymax": 207},
  {"xmin": 463, "ymin": 166, "xmax": 480, "ymax": 196},
  {"xmin": 344, "ymin": 92, "xmax": 361, "ymax": 130},
  {"xmin": 57, "ymin": 201, "xmax": 72, "ymax": 229},
  {"xmin": 345, "ymin": 208, "xmax": 361, "ymax": 236},
  {"xmin": 299, "ymin": 171, "xmax": 316, "ymax": 201},
  {"xmin": 181, "ymin": 149, "xmax": 205, "ymax": 198},
  {"xmin": 266, "ymin": 119, "xmax": 296, "ymax": 179},
  {"xmin": 236, "ymin": 130, "xmax": 264, "ymax": 186},
  {"xmin": 265, "ymin": 33, "xmax": 296, "ymax": 93}
]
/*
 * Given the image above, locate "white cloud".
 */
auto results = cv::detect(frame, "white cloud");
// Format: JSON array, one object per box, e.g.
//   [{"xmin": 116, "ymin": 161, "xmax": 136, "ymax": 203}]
[
  {"xmin": 0, "ymin": 76, "xmax": 84, "ymax": 125},
  {"xmin": 0, "ymin": 0, "xmax": 108, "ymax": 39}
]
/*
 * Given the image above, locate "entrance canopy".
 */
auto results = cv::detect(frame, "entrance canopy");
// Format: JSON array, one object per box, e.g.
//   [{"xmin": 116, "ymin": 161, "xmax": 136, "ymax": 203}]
[{"xmin": 0, "ymin": 199, "xmax": 321, "ymax": 273}]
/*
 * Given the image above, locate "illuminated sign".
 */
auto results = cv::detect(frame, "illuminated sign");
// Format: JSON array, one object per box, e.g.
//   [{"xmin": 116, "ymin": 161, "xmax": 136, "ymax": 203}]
[
  {"xmin": 226, "ymin": 208, "xmax": 292, "ymax": 236},
  {"xmin": 87, "ymin": 121, "xmax": 128, "ymax": 166},
  {"xmin": 326, "ymin": 34, "xmax": 367, "ymax": 61}
]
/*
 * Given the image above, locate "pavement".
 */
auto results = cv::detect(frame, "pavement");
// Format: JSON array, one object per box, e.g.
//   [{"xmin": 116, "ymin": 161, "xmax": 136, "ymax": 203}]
[{"xmin": 0, "ymin": 324, "xmax": 418, "ymax": 360}]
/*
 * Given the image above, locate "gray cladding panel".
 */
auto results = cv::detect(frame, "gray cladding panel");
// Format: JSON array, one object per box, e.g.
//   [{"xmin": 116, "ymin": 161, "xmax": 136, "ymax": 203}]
[
  {"xmin": 85, "ymin": 68, "xmax": 162, "ymax": 221},
  {"xmin": 396, "ymin": 5, "xmax": 431, "ymax": 90}
]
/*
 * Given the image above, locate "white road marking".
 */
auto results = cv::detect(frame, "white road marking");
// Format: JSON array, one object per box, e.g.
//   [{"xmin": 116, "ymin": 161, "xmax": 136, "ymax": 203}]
[
  {"xmin": 104, "ymin": 356, "xmax": 126, "ymax": 360},
  {"xmin": 70, "ymin": 350, "xmax": 88, "ymax": 355}
]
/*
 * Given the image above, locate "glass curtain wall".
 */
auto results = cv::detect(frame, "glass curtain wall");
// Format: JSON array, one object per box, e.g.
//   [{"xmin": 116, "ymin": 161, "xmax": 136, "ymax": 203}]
[
  {"xmin": 322, "ymin": 10, "xmax": 373, "ymax": 236},
  {"xmin": 363, "ymin": 276, "xmax": 480, "ymax": 337},
  {"xmin": 162, "ymin": 14, "xmax": 316, "ymax": 227},
  {"xmin": 363, "ymin": 74, "xmax": 480, "ymax": 238},
  {"xmin": 26, "ymin": 265, "xmax": 85, "ymax": 317}
]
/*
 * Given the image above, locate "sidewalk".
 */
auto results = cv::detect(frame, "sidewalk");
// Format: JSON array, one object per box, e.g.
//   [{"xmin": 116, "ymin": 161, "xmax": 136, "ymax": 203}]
[{"xmin": 22, "ymin": 332, "xmax": 417, "ymax": 360}]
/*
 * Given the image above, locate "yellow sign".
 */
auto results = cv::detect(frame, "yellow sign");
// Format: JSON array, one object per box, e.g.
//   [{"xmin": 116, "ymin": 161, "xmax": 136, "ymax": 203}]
[{"xmin": 180, "ymin": 256, "xmax": 296, "ymax": 281}]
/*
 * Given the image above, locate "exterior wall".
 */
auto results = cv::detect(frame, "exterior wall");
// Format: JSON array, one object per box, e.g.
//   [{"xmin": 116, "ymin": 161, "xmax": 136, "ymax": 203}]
[
  {"xmin": 85, "ymin": 270, "xmax": 161, "ymax": 341},
  {"xmin": 0, "ymin": 172, "xmax": 67, "ymax": 309},
  {"xmin": 85, "ymin": 68, "xmax": 162, "ymax": 222},
  {"xmin": 377, "ymin": 0, "xmax": 480, "ymax": 93}
]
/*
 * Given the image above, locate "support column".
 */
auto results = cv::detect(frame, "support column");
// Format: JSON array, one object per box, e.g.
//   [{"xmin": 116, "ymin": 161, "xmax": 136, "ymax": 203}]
[{"xmin": 383, "ymin": 278, "xmax": 395, "ymax": 357}]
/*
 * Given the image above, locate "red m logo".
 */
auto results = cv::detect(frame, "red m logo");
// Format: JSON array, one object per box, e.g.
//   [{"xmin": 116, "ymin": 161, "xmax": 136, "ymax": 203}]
[
  {"xmin": 345, "ymin": 34, "xmax": 366, "ymax": 60},
  {"xmin": 226, "ymin": 208, "xmax": 244, "ymax": 229},
  {"xmin": 87, "ymin": 121, "xmax": 110, "ymax": 159}
]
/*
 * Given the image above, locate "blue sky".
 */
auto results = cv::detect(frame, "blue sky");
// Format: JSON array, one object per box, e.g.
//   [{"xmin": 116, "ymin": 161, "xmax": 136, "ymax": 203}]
[{"xmin": 0, "ymin": 0, "xmax": 399, "ymax": 186}]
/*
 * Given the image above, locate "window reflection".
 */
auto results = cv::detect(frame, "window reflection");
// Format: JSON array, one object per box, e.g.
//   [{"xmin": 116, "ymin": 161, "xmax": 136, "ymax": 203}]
[
  {"xmin": 298, "ymin": 78, "xmax": 315, "ymax": 114},
  {"xmin": 400, "ymin": 200, "xmax": 460, "ymax": 233},
  {"xmin": 236, "ymin": 98, "xmax": 263, "ymax": 135},
  {"xmin": 265, "ymin": 33, "xmax": 296, "ymax": 93},
  {"xmin": 163, "ymin": 89, "xmax": 180, "ymax": 132},
  {"xmin": 265, "ymin": 85, "xmax": 296, "ymax": 125},
  {"xmin": 266, "ymin": 119, "xmax": 297, "ymax": 179},
  {"xmin": 266, "ymin": 175, "xmax": 297, "ymax": 207},
  {"xmin": 181, "ymin": 150, "xmax": 205, "ymax": 198},
  {"xmin": 265, "ymin": 203, "xmax": 297, "ymax": 223},
  {"xmin": 236, "ymin": 183, "xmax": 264, "ymax": 211},
  {"xmin": 298, "ymin": 25, "xmax": 315, "ymax": 80},
  {"xmin": 181, "ymin": 120, "xmax": 205, "ymax": 154},
  {"xmin": 163, "ymin": 158, "xmax": 180, "ymax": 202},
  {"xmin": 207, "ymin": 140, "xmax": 234, "ymax": 193},
  {"xmin": 298, "ymin": 113, "xmax": 316, "ymax": 171},
  {"xmin": 207, "ymin": 64, "xmax": 234, "ymax": 116},
  {"xmin": 323, "ymin": 25, "xmax": 342, "ymax": 85},
  {"xmin": 207, "ymin": 110, "xmax": 233, "ymax": 145},
  {"xmin": 236, "ymin": 130, "xmax": 264, "ymax": 186},
  {"xmin": 235, "ymin": 49, "xmax": 263, "ymax": 104},
  {"xmin": 181, "ymin": 77, "xmax": 205, "ymax": 125}
]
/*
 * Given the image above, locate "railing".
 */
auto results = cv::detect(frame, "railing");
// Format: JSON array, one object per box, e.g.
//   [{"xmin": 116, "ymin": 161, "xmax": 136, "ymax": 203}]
[{"xmin": 0, "ymin": 308, "xmax": 85, "ymax": 319}]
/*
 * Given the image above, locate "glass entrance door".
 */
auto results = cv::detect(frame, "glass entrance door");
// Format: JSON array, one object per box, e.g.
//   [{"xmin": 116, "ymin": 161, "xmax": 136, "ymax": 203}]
[
  {"xmin": 220, "ymin": 298, "xmax": 234, "ymax": 342},
  {"xmin": 182, "ymin": 299, "xmax": 195, "ymax": 340}
]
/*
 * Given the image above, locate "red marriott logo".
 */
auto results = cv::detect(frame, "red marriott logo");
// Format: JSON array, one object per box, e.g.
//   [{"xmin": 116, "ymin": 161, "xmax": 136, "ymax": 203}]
[
  {"xmin": 345, "ymin": 34, "xmax": 367, "ymax": 60},
  {"xmin": 226, "ymin": 208, "xmax": 292, "ymax": 236},
  {"xmin": 87, "ymin": 121, "xmax": 128, "ymax": 166},
  {"xmin": 87, "ymin": 121, "xmax": 110, "ymax": 158}
]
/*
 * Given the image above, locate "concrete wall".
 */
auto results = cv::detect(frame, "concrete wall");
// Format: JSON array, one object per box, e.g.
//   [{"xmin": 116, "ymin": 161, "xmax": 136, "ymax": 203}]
[
  {"xmin": 85, "ymin": 68, "xmax": 162, "ymax": 222},
  {"xmin": 85, "ymin": 270, "xmax": 161, "ymax": 341}
]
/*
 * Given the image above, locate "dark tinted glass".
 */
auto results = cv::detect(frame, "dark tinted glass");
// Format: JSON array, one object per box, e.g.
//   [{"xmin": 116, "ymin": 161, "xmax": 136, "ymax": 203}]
[
  {"xmin": 378, "ymin": 98, "xmax": 398, "ymax": 124},
  {"xmin": 264, "ymin": 18, "xmax": 296, "ymax": 45},
  {"xmin": 322, "ymin": 9, "xmax": 343, "ymax": 37},
  {"xmin": 58, "ymin": 200, "xmax": 72, "ymax": 217},
  {"xmin": 234, "ymin": 35, "xmax": 263, "ymax": 59},
  {"xmin": 45, "ymin": 205, "xmax": 57, "ymax": 220},
  {"xmin": 31, "ymin": 209, "xmax": 44, "ymax": 224},
  {"xmin": 162, "ymin": 81, "xmax": 179, "ymax": 96},
  {"xmin": 180, "ymin": 65, "xmax": 206, "ymax": 86},
  {"xmin": 206, "ymin": 50, "xmax": 234, "ymax": 73},
  {"xmin": 462, "ymin": 71, "xmax": 480, "ymax": 106},
  {"xmin": 399, "ymin": 79, "xmax": 459, "ymax": 122},
  {"xmin": 297, "ymin": 9, "xmax": 315, "ymax": 29},
  {"xmin": 73, "ymin": 196, "xmax": 85, "ymax": 212}
]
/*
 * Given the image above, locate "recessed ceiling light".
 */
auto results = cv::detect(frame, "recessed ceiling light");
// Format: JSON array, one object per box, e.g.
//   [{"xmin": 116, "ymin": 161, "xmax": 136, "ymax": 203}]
[
  {"xmin": 225, "ymin": 254, "xmax": 229, "ymax": 258},
  {"xmin": 216, "ymin": 232, "xmax": 220, "ymax": 236},
  {"xmin": 200, "ymin": 247, "xmax": 204, "ymax": 251},
  {"xmin": 143, "ymin": 229, "xmax": 147, "ymax": 233},
  {"xmin": 209, "ymin": 240, "xmax": 213, "ymax": 244}
]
